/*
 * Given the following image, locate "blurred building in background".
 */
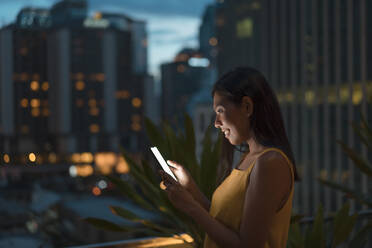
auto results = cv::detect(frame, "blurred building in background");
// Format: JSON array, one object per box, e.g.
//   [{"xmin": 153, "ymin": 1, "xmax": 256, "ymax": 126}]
[
  {"xmin": 216, "ymin": 0, "xmax": 372, "ymax": 215},
  {"xmin": 161, "ymin": 48, "xmax": 215, "ymax": 127},
  {"xmin": 0, "ymin": 0, "xmax": 150, "ymax": 168}
]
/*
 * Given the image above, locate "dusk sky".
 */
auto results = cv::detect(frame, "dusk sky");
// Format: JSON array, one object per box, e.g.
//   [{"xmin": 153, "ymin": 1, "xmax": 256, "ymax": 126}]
[{"xmin": 0, "ymin": 0, "xmax": 213, "ymax": 79}]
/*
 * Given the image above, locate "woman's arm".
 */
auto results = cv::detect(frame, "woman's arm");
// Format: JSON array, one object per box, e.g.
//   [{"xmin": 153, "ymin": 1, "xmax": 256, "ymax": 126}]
[
  {"xmin": 162, "ymin": 151, "xmax": 292, "ymax": 248},
  {"xmin": 166, "ymin": 161, "xmax": 211, "ymax": 211}
]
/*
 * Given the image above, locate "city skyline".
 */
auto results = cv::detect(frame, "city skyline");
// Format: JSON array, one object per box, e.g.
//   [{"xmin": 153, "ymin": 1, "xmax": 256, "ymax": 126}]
[{"xmin": 0, "ymin": 0, "xmax": 214, "ymax": 79}]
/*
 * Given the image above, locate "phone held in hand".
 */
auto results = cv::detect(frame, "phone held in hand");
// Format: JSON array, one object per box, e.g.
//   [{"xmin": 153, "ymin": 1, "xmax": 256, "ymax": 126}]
[{"xmin": 150, "ymin": 147, "xmax": 178, "ymax": 181}]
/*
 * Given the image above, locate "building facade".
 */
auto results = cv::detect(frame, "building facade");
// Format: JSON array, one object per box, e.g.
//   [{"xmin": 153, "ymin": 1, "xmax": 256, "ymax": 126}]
[
  {"xmin": 216, "ymin": 0, "xmax": 372, "ymax": 215},
  {"xmin": 0, "ymin": 0, "xmax": 148, "ymax": 166}
]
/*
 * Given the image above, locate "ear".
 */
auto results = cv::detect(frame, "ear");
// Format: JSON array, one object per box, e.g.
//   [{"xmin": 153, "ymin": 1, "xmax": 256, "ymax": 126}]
[{"xmin": 241, "ymin": 96, "xmax": 253, "ymax": 117}]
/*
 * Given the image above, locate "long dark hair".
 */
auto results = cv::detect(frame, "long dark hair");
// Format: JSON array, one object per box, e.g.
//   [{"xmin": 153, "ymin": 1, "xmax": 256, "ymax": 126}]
[{"xmin": 212, "ymin": 67, "xmax": 300, "ymax": 181}]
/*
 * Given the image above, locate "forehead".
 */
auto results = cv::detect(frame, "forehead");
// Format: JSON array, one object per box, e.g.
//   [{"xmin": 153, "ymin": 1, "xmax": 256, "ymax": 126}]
[{"xmin": 213, "ymin": 92, "xmax": 231, "ymax": 110}]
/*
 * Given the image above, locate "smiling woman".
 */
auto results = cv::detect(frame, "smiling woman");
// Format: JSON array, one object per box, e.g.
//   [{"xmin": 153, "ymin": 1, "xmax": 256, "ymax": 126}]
[{"xmin": 160, "ymin": 67, "xmax": 300, "ymax": 248}]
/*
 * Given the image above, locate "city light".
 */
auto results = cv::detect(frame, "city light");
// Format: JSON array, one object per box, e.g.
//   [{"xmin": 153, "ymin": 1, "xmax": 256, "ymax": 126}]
[
  {"xmin": 3, "ymin": 154, "xmax": 10, "ymax": 163},
  {"xmin": 132, "ymin": 97, "xmax": 142, "ymax": 108},
  {"xmin": 89, "ymin": 124, "xmax": 100, "ymax": 133},
  {"xmin": 69, "ymin": 164, "xmax": 94, "ymax": 177},
  {"xmin": 28, "ymin": 153, "xmax": 36, "ymax": 162},
  {"xmin": 75, "ymin": 81, "xmax": 85, "ymax": 91},
  {"xmin": 116, "ymin": 156, "xmax": 130, "ymax": 174},
  {"xmin": 41, "ymin": 81, "xmax": 49, "ymax": 91},
  {"xmin": 30, "ymin": 99, "xmax": 40, "ymax": 108},
  {"xmin": 92, "ymin": 186, "xmax": 101, "ymax": 196},
  {"xmin": 97, "ymin": 180, "xmax": 107, "ymax": 189},
  {"xmin": 81, "ymin": 152, "xmax": 94, "ymax": 163},
  {"xmin": 30, "ymin": 81, "xmax": 39, "ymax": 91},
  {"xmin": 48, "ymin": 153, "xmax": 57, "ymax": 163},
  {"xmin": 20, "ymin": 98, "xmax": 28, "ymax": 108},
  {"xmin": 188, "ymin": 57, "xmax": 210, "ymax": 67},
  {"xmin": 209, "ymin": 37, "xmax": 218, "ymax": 46}
]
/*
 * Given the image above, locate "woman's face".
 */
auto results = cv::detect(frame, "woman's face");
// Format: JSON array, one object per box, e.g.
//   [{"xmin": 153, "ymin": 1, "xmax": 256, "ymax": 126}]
[{"xmin": 213, "ymin": 92, "xmax": 251, "ymax": 145}]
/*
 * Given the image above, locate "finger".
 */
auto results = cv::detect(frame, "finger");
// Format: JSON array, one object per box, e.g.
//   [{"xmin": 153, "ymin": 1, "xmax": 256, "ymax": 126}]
[{"xmin": 167, "ymin": 160, "xmax": 180, "ymax": 169}]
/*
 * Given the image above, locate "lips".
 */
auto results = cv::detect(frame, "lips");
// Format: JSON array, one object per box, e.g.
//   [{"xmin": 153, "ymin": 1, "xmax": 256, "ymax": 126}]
[{"xmin": 222, "ymin": 129, "xmax": 230, "ymax": 138}]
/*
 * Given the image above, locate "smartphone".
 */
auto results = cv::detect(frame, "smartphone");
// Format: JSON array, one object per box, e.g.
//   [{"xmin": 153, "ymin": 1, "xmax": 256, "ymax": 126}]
[{"xmin": 150, "ymin": 147, "xmax": 178, "ymax": 181}]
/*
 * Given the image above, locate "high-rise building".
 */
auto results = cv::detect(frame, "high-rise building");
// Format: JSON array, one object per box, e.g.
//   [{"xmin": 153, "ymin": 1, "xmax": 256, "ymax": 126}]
[
  {"xmin": 199, "ymin": 4, "xmax": 218, "ymax": 67},
  {"xmin": 161, "ymin": 48, "xmax": 214, "ymax": 127},
  {"xmin": 216, "ymin": 0, "xmax": 372, "ymax": 215},
  {"xmin": 0, "ymin": 0, "xmax": 149, "ymax": 165}
]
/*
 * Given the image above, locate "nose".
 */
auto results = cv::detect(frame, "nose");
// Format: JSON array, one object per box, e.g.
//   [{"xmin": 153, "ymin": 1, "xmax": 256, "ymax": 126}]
[{"xmin": 214, "ymin": 115, "xmax": 221, "ymax": 129}]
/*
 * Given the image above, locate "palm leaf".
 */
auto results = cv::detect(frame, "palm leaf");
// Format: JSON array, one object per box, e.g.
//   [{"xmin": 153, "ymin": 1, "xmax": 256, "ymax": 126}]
[
  {"xmin": 336, "ymin": 140, "xmax": 372, "ymax": 177},
  {"xmin": 332, "ymin": 203, "xmax": 358, "ymax": 247},
  {"xmin": 318, "ymin": 178, "xmax": 372, "ymax": 207},
  {"xmin": 84, "ymin": 217, "xmax": 131, "ymax": 232}
]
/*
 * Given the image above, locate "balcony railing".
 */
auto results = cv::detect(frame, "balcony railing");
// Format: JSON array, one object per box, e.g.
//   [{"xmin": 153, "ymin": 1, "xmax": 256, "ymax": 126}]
[{"xmin": 67, "ymin": 234, "xmax": 195, "ymax": 248}]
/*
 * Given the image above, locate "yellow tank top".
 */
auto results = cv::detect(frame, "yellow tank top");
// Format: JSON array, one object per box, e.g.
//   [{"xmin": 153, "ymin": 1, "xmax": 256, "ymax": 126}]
[{"xmin": 203, "ymin": 148, "xmax": 294, "ymax": 248}]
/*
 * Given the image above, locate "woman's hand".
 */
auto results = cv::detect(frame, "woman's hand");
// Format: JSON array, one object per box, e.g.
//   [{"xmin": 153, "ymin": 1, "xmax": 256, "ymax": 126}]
[
  {"xmin": 165, "ymin": 160, "xmax": 211, "ymax": 211},
  {"xmin": 166, "ymin": 160, "xmax": 197, "ymax": 192},
  {"xmin": 159, "ymin": 170, "xmax": 200, "ymax": 216}
]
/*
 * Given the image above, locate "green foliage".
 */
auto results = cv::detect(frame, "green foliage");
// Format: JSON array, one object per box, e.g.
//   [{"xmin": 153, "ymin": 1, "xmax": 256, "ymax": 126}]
[
  {"xmin": 289, "ymin": 114, "xmax": 372, "ymax": 248},
  {"xmin": 287, "ymin": 203, "xmax": 359, "ymax": 248},
  {"xmin": 85, "ymin": 114, "xmax": 222, "ymax": 247},
  {"xmin": 319, "ymin": 115, "xmax": 372, "ymax": 208}
]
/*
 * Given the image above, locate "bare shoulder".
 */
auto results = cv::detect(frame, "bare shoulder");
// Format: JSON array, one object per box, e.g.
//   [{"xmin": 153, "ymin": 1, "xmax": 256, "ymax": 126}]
[{"xmin": 250, "ymin": 150, "xmax": 292, "ymax": 184}]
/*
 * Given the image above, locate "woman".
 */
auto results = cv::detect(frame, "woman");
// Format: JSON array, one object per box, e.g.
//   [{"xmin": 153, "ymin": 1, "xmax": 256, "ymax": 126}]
[{"xmin": 160, "ymin": 67, "xmax": 299, "ymax": 248}]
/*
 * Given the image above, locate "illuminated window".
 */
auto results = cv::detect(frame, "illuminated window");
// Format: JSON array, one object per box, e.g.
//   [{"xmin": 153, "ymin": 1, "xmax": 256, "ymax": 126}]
[
  {"xmin": 20, "ymin": 73, "xmax": 29, "ymax": 82},
  {"xmin": 20, "ymin": 98, "xmax": 28, "ymax": 108},
  {"xmin": 41, "ymin": 81, "xmax": 49, "ymax": 91},
  {"xmin": 73, "ymin": 73, "xmax": 85, "ymax": 81},
  {"xmin": 76, "ymin": 99, "xmax": 84, "ymax": 107},
  {"xmin": 48, "ymin": 153, "xmax": 57, "ymax": 163},
  {"xmin": 352, "ymin": 84, "xmax": 362, "ymax": 105},
  {"xmin": 81, "ymin": 152, "xmax": 93, "ymax": 163},
  {"xmin": 42, "ymin": 108, "xmax": 50, "ymax": 116},
  {"xmin": 305, "ymin": 90, "xmax": 315, "ymax": 106},
  {"xmin": 31, "ymin": 108, "xmax": 40, "ymax": 117},
  {"xmin": 75, "ymin": 81, "xmax": 85, "ymax": 91},
  {"xmin": 209, "ymin": 37, "xmax": 218, "ymax": 46},
  {"xmin": 177, "ymin": 64, "xmax": 186, "ymax": 73},
  {"xmin": 236, "ymin": 18, "xmax": 253, "ymax": 38},
  {"xmin": 285, "ymin": 92, "xmax": 294, "ymax": 102},
  {"xmin": 3, "ymin": 154, "xmax": 10, "ymax": 163},
  {"xmin": 88, "ymin": 99, "xmax": 97, "ymax": 107},
  {"xmin": 30, "ymin": 81, "xmax": 39, "ymax": 91},
  {"xmin": 131, "ymin": 114, "xmax": 141, "ymax": 122},
  {"xmin": 131, "ymin": 123, "xmax": 141, "ymax": 131},
  {"xmin": 89, "ymin": 107, "xmax": 99, "ymax": 116},
  {"xmin": 32, "ymin": 74, "xmax": 40, "ymax": 81},
  {"xmin": 28, "ymin": 153, "xmax": 36, "ymax": 162},
  {"xmin": 94, "ymin": 12, "xmax": 102, "ymax": 19},
  {"xmin": 132, "ymin": 97, "xmax": 142, "ymax": 108},
  {"xmin": 339, "ymin": 86, "xmax": 350, "ymax": 103},
  {"xmin": 42, "ymin": 100, "xmax": 49, "ymax": 107},
  {"xmin": 96, "ymin": 73, "xmax": 105, "ymax": 82},
  {"xmin": 90, "ymin": 124, "xmax": 100, "ymax": 133},
  {"xmin": 115, "ymin": 90, "xmax": 130, "ymax": 99},
  {"xmin": 30, "ymin": 99, "xmax": 40, "ymax": 108}
]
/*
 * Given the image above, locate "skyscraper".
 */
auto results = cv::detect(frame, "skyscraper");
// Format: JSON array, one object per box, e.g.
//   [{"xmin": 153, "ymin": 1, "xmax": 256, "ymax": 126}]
[
  {"xmin": 216, "ymin": 0, "xmax": 372, "ymax": 215},
  {"xmin": 0, "ymin": 0, "xmax": 149, "ymax": 165}
]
